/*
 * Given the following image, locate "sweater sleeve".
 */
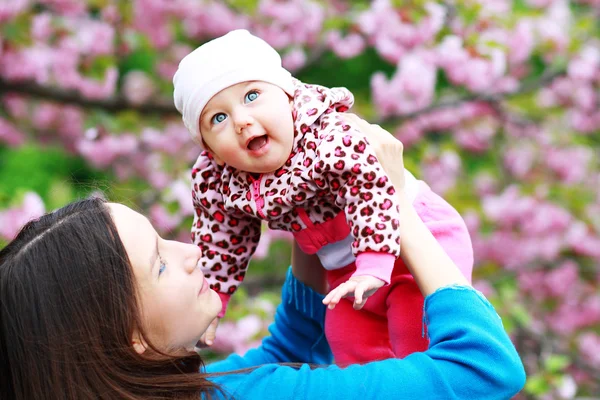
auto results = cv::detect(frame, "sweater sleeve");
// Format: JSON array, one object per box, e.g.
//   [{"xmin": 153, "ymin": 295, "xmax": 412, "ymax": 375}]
[
  {"xmin": 206, "ymin": 267, "xmax": 332, "ymax": 372},
  {"xmin": 191, "ymin": 154, "xmax": 262, "ymax": 316},
  {"xmin": 313, "ymin": 114, "xmax": 401, "ymax": 284},
  {"xmin": 206, "ymin": 286, "xmax": 526, "ymax": 400}
]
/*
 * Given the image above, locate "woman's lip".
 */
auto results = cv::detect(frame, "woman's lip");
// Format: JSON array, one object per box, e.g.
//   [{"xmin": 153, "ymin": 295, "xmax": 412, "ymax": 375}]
[{"xmin": 198, "ymin": 277, "xmax": 208, "ymax": 296}]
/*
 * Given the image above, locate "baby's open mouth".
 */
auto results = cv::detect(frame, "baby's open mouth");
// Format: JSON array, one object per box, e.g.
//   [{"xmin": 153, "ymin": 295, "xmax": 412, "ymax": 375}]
[{"xmin": 247, "ymin": 135, "xmax": 268, "ymax": 151}]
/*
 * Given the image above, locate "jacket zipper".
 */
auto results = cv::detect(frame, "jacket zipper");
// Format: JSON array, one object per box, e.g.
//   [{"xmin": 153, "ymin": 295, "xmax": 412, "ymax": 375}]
[{"xmin": 251, "ymin": 175, "xmax": 266, "ymax": 219}]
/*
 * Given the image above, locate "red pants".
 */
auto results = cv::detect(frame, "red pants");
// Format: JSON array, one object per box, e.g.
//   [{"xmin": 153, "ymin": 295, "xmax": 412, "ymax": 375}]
[{"xmin": 325, "ymin": 185, "xmax": 473, "ymax": 365}]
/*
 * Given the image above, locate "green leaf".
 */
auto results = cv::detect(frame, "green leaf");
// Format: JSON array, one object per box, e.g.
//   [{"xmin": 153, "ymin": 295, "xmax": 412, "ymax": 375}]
[
  {"xmin": 544, "ymin": 354, "xmax": 570, "ymax": 373},
  {"xmin": 525, "ymin": 374, "xmax": 551, "ymax": 395}
]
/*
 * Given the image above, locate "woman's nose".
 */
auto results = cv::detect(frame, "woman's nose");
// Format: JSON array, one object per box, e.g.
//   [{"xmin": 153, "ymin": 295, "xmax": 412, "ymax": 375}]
[{"xmin": 183, "ymin": 243, "xmax": 202, "ymax": 273}]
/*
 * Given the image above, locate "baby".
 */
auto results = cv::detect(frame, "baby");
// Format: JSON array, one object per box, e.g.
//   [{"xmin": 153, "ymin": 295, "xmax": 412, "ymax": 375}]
[{"xmin": 174, "ymin": 30, "xmax": 473, "ymax": 363}]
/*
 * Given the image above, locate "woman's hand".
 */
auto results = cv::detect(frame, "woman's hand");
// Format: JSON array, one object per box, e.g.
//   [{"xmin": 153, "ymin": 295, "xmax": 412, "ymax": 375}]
[
  {"xmin": 344, "ymin": 113, "xmax": 470, "ymax": 296},
  {"xmin": 343, "ymin": 113, "xmax": 405, "ymax": 192}
]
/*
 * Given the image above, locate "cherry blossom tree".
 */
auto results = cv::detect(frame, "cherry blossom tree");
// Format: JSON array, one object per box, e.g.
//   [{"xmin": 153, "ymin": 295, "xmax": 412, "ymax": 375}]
[{"xmin": 1, "ymin": 1, "xmax": 598, "ymax": 397}]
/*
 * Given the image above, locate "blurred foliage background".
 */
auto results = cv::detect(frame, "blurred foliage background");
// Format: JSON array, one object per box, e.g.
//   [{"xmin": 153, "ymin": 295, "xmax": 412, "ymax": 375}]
[{"xmin": 1, "ymin": 1, "xmax": 599, "ymax": 398}]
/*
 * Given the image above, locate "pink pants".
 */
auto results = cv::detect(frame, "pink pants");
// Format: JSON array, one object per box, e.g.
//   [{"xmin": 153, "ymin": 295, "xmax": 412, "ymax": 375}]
[{"xmin": 325, "ymin": 183, "xmax": 473, "ymax": 365}]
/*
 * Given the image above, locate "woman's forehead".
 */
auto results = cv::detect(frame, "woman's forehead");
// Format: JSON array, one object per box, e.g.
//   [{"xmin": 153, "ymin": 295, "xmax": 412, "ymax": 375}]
[{"xmin": 108, "ymin": 203, "xmax": 155, "ymax": 263}]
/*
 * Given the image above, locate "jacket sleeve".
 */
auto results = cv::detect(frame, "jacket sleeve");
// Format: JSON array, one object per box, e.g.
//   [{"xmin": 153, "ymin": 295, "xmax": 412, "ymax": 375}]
[
  {"xmin": 313, "ymin": 114, "xmax": 401, "ymax": 284},
  {"xmin": 206, "ymin": 286, "xmax": 526, "ymax": 400},
  {"xmin": 191, "ymin": 154, "xmax": 262, "ymax": 316},
  {"xmin": 205, "ymin": 267, "xmax": 332, "ymax": 371}
]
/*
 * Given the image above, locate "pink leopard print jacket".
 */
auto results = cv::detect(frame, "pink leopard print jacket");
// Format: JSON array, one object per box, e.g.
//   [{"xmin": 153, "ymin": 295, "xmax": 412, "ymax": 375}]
[{"xmin": 191, "ymin": 79, "xmax": 402, "ymax": 315}]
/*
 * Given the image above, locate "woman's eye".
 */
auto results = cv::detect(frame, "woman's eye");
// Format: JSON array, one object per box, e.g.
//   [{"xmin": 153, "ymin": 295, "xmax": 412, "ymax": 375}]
[
  {"xmin": 158, "ymin": 260, "xmax": 167, "ymax": 276},
  {"xmin": 244, "ymin": 90, "xmax": 259, "ymax": 103},
  {"xmin": 211, "ymin": 113, "xmax": 227, "ymax": 125}
]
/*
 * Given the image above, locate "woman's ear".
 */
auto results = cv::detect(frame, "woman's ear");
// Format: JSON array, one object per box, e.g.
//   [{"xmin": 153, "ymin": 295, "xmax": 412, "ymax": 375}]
[{"xmin": 131, "ymin": 331, "xmax": 149, "ymax": 355}]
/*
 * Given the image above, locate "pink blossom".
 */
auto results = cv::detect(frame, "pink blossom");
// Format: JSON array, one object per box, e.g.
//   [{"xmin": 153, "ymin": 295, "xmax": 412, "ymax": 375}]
[
  {"xmin": 132, "ymin": 0, "xmax": 189, "ymax": 48},
  {"xmin": 76, "ymin": 131, "xmax": 139, "ymax": 169},
  {"xmin": 38, "ymin": 0, "xmax": 86, "ymax": 16},
  {"xmin": 182, "ymin": 2, "xmax": 249, "ymax": 40},
  {"xmin": 62, "ymin": 19, "xmax": 115, "ymax": 56},
  {"xmin": 520, "ymin": 202, "xmax": 572, "ymax": 236},
  {"xmin": 518, "ymin": 270, "xmax": 547, "ymax": 299},
  {"xmin": 572, "ymin": 84, "xmax": 597, "ymax": 112},
  {"xmin": 0, "ymin": 45, "xmax": 54, "ymax": 84},
  {"xmin": 123, "ymin": 71, "xmax": 156, "ymax": 105},
  {"xmin": 371, "ymin": 50, "xmax": 437, "ymax": 117},
  {"xmin": 394, "ymin": 121, "xmax": 425, "ymax": 147},
  {"xmin": 31, "ymin": 13, "xmax": 53, "ymax": 42},
  {"xmin": 503, "ymin": 144, "xmax": 536, "ymax": 179},
  {"xmin": 475, "ymin": 0, "xmax": 511, "ymax": 16},
  {"xmin": 545, "ymin": 146, "xmax": 592, "ymax": 184},
  {"xmin": 212, "ymin": 314, "xmax": 264, "ymax": 355},
  {"xmin": 141, "ymin": 123, "xmax": 196, "ymax": 157},
  {"xmin": 454, "ymin": 116, "xmax": 499, "ymax": 152},
  {"xmin": 2, "ymin": 95, "xmax": 28, "ymax": 119},
  {"xmin": 357, "ymin": 0, "xmax": 445, "ymax": 63},
  {"xmin": 76, "ymin": 67, "xmax": 119, "ymax": 99},
  {"xmin": 421, "ymin": 150, "xmax": 461, "ymax": 195},
  {"xmin": 0, "ymin": 0, "xmax": 29, "ymax": 23},
  {"xmin": 568, "ymin": 44, "xmax": 600, "ymax": 82},
  {"xmin": 156, "ymin": 44, "xmax": 194, "ymax": 81},
  {"xmin": 149, "ymin": 204, "xmax": 182, "ymax": 233},
  {"xmin": 437, "ymin": 35, "xmax": 507, "ymax": 92},
  {"xmin": 281, "ymin": 48, "xmax": 306, "ymax": 72},
  {"xmin": 473, "ymin": 172, "xmax": 499, "ymax": 196},
  {"xmin": 57, "ymin": 105, "xmax": 84, "ymax": 145},
  {"xmin": 578, "ymin": 332, "xmax": 600, "ymax": 368},
  {"xmin": 143, "ymin": 154, "xmax": 171, "ymax": 190},
  {"xmin": 535, "ymin": 1, "xmax": 571, "ymax": 59},
  {"xmin": 544, "ymin": 261, "xmax": 578, "ymax": 297},
  {"xmin": 326, "ymin": 31, "xmax": 366, "ymax": 59},
  {"xmin": 568, "ymin": 109, "xmax": 600, "ymax": 133},
  {"xmin": 165, "ymin": 180, "xmax": 195, "ymax": 217},
  {"xmin": 482, "ymin": 185, "xmax": 536, "ymax": 228},
  {"xmin": 0, "ymin": 117, "xmax": 25, "ymax": 147},
  {"xmin": 0, "ymin": 192, "xmax": 46, "ymax": 241},
  {"xmin": 526, "ymin": 0, "xmax": 557, "ymax": 8},
  {"xmin": 101, "ymin": 4, "xmax": 120, "ymax": 24},
  {"xmin": 33, "ymin": 102, "xmax": 60, "ymax": 130},
  {"xmin": 507, "ymin": 20, "xmax": 535, "ymax": 65},
  {"xmin": 257, "ymin": 0, "xmax": 325, "ymax": 46},
  {"xmin": 548, "ymin": 292, "xmax": 600, "ymax": 335},
  {"xmin": 473, "ymin": 280, "xmax": 496, "ymax": 298}
]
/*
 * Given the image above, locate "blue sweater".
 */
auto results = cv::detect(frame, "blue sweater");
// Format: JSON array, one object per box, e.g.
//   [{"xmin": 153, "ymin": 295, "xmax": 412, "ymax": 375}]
[{"xmin": 206, "ymin": 268, "xmax": 525, "ymax": 399}]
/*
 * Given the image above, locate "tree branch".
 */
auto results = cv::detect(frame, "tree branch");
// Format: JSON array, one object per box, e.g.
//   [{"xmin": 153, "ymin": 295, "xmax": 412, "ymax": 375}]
[
  {"xmin": 376, "ymin": 68, "xmax": 567, "ymax": 125},
  {"xmin": 1, "ymin": 67, "xmax": 566, "ymax": 121},
  {"xmin": 0, "ymin": 77, "xmax": 180, "ymax": 116}
]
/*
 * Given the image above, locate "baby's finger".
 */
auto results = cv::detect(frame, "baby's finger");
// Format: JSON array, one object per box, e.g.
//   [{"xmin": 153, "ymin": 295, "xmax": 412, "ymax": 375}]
[
  {"xmin": 328, "ymin": 284, "xmax": 353, "ymax": 309},
  {"xmin": 353, "ymin": 285, "xmax": 365, "ymax": 310},
  {"xmin": 323, "ymin": 289, "xmax": 337, "ymax": 305}
]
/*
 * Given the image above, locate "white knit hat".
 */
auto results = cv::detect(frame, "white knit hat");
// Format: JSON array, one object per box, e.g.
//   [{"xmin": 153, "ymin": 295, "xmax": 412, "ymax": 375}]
[{"xmin": 173, "ymin": 29, "xmax": 295, "ymax": 147}]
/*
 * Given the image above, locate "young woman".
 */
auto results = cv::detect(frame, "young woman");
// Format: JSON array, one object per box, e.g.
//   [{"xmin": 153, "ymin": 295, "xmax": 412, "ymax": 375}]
[{"xmin": 0, "ymin": 116, "xmax": 525, "ymax": 399}]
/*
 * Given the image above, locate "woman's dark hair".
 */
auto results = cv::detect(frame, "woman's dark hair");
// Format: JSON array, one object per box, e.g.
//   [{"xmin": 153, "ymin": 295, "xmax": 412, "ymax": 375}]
[{"xmin": 0, "ymin": 197, "xmax": 224, "ymax": 399}]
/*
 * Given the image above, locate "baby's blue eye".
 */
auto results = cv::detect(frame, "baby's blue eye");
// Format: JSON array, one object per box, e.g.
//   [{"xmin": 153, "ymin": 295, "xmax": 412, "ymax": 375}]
[
  {"xmin": 211, "ymin": 113, "xmax": 227, "ymax": 125},
  {"xmin": 244, "ymin": 90, "xmax": 259, "ymax": 103},
  {"xmin": 158, "ymin": 260, "xmax": 167, "ymax": 276}
]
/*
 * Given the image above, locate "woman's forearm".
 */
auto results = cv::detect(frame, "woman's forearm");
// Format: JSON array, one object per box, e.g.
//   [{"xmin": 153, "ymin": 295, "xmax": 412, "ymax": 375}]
[
  {"xmin": 291, "ymin": 241, "xmax": 328, "ymax": 295},
  {"xmin": 396, "ymin": 192, "xmax": 470, "ymax": 297}
]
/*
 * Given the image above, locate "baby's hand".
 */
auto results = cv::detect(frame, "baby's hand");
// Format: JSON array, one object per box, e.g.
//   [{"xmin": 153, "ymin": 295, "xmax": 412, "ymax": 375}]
[
  {"xmin": 322, "ymin": 275, "xmax": 385, "ymax": 310},
  {"xmin": 197, "ymin": 317, "xmax": 219, "ymax": 348}
]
